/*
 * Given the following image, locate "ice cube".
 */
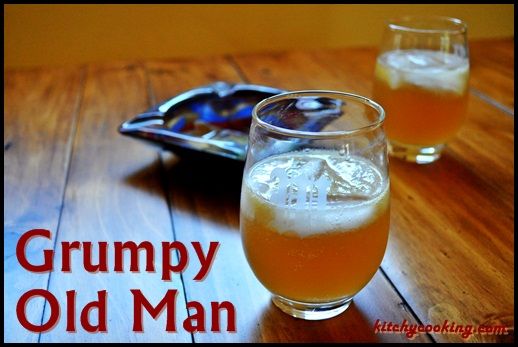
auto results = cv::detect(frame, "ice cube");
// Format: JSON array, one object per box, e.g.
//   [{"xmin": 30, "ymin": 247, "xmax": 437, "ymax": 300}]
[
  {"xmin": 378, "ymin": 50, "xmax": 470, "ymax": 94},
  {"xmin": 244, "ymin": 149, "xmax": 389, "ymax": 237}
]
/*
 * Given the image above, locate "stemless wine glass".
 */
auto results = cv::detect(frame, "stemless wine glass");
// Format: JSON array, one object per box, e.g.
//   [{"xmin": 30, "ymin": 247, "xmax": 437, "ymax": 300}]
[
  {"xmin": 240, "ymin": 91, "xmax": 390, "ymax": 320},
  {"xmin": 372, "ymin": 16, "xmax": 470, "ymax": 164}
]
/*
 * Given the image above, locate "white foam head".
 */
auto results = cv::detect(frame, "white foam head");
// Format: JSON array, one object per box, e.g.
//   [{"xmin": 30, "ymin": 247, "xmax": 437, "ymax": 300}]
[
  {"xmin": 242, "ymin": 150, "xmax": 389, "ymax": 237},
  {"xmin": 376, "ymin": 49, "xmax": 469, "ymax": 94}
]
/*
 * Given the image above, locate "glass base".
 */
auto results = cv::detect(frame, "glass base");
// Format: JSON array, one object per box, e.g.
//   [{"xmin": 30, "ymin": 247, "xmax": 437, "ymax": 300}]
[
  {"xmin": 271, "ymin": 295, "xmax": 353, "ymax": 320},
  {"xmin": 388, "ymin": 140, "xmax": 445, "ymax": 164}
]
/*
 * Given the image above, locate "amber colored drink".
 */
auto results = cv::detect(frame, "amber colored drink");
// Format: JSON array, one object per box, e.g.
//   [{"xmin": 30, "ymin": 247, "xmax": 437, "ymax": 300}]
[
  {"xmin": 373, "ymin": 49, "xmax": 469, "ymax": 147},
  {"xmin": 240, "ymin": 150, "xmax": 390, "ymax": 302}
]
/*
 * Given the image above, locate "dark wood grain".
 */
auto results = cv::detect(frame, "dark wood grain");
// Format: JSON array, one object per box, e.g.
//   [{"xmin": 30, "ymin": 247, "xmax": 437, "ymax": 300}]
[
  {"xmin": 38, "ymin": 62, "xmax": 191, "ymax": 342},
  {"xmin": 384, "ymin": 97, "xmax": 513, "ymax": 343},
  {"xmin": 4, "ymin": 39, "xmax": 513, "ymax": 343},
  {"xmin": 146, "ymin": 56, "xmax": 430, "ymax": 342},
  {"xmin": 232, "ymin": 43, "xmax": 514, "ymax": 342},
  {"xmin": 4, "ymin": 67, "xmax": 84, "ymax": 342},
  {"xmin": 469, "ymin": 38, "xmax": 514, "ymax": 111}
]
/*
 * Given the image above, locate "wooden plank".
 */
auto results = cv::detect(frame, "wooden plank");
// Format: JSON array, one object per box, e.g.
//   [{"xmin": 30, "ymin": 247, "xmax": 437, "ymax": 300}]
[
  {"xmin": 39, "ymin": 62, "xmax": 191, "ymax": 342},
  {"xmin": 310, "ymin": 46, "xmax": 514, "ymax": 206},
  {"xmin": 382, "ymin": 101, "xmax": 513, "ymax": 344},
  {"xmin": 232, "ymin": 44, "xmax": 514, "ymax": 342},
  {"xmin": 162, "ymin": 154, "xmax": 429, "ymax": 343},
  {"xmin": 308, "ymin": 46, "xmax": 515, "ymax": 343},
  {"xmin": 145, "ymin": 56, "xmax": 430, "ymax": 342},
  {"xmin": 469, "ymin": 38, "xmax": 514, "ymax": 111},
  {"xmin": 308, "ymin": 45, "xmax": 514, "ymax": 206},
  {"xmin": 6, "ymin": 39, "xmax": 511, "ymax": 343},
  {"xmin": 236, "ymin": 38, "xmax": 515, "ymax": 113},
  {"xmin": 4, "ymin": 67, "xmax": 84, "ymax": 342}
]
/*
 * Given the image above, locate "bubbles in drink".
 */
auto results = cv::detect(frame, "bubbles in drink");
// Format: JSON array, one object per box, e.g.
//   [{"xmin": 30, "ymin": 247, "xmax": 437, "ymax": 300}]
[
  {"xmin": 339, "ymin": 144, "xmax": 348, "ymax": 157},
  {"xmin": 240, "ymin": 149, "xmax": 390, "ymax": 301},
  {"xmin": 375, "ymin": 49, "xmax": 469, "ymax": 94},
  {"xmin": 242, "ymin": 150, "xmax": 389, "ymax": 237}
]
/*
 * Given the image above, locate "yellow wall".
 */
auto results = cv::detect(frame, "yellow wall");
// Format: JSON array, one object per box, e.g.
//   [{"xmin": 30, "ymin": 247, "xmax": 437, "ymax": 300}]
[{"xmin": 4, "ymin": 4, "xmax": 514, "ymax": 69}]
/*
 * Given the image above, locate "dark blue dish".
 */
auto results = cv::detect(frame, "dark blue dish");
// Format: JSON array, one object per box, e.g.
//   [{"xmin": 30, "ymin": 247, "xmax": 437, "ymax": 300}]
[
  {"xmin": 120, "ymin": 82, "xmax": 344, "ymax": 162},
  {"xmin": 119, "ymin": 82, "xmax": 285, "ymax": 161}
]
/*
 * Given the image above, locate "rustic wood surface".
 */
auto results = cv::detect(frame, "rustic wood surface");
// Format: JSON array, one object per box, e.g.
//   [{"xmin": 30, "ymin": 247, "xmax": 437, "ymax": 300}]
[
  {"xmin": 469, "ymin": 38, "xmax": 514, "ymax": 113},
  {"xmin": 38, "ymin": 63, "xmax": 191, "ymax": 342},
  {"xmin": 4, "ymin": 38, "xmax": 514, "ymax": 343},
  {"xmin": 4, "ymin": 67, "xmax": 84, "ymax": 342}
]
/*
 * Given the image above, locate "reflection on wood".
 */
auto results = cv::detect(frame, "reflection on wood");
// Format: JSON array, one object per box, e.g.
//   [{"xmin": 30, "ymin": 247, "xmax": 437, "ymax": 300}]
[{"xmin": 4, "ymin": 39, "xmax": 514, "ymax": 342}]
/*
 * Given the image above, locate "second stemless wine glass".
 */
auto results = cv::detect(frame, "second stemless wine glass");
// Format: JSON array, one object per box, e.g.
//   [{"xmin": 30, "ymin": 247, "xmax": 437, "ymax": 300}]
[
  {"xmin": 240, "ymin": 91, "xmax": 390, "ymax": 320},
  {"xmin": 373, "ymin": 16, "xmax": 470, "ymax": 164}
]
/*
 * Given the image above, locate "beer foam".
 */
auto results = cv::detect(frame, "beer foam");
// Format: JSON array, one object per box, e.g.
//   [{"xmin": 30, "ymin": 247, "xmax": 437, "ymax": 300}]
[
  {"xmin": 242, "ymin": 150, "xmax": 390, "ymax": 237},
  {"xmin": 376, "ymin": 49, "xmax": 469, "ymax": 94}
]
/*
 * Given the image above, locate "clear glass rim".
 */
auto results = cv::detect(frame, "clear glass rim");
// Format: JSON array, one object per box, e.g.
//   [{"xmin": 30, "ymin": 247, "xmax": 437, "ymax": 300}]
[
  {"xmin": 386, "ymin": 15, "xmax": 467, "ymax": 34},
  {"xmin": 252, "ymin": 90, "xmax": 385, "ymax": 139}
]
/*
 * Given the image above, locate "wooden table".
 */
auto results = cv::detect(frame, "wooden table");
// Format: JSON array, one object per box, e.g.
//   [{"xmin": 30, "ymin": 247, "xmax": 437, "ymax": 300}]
[{"xmin": 4, "ymin": 38, "xmax": 514, "ymax": 343}]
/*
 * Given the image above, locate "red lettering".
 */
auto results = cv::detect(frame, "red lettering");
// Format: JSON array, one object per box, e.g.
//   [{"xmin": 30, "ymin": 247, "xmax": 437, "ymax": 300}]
[
  {"xmin": 192, "ymin": 242, "xmax": 219, "ymax": 281},
  {"xmin": 83, "ymin": 242, "xmax": 108, "ymax": 272},
  {"xmin": 66, "ymin": 290, "xmax": 76, "ymax": 332},
  {"xmin": 161, "ymin": 242, "xmax": 188, "ymax": 281},
  {"xmin": 16, "ymin": 229, "xmax": 53, "ymax": 272},
  {"xmin": 61, "ymin": 241, "xmax": 81, "ymax": 272},
  {"xmin": 373, "ymin": 319, "xmax": 382, "ymax": 333},
  {"xmin": 114, "ymin": 241, "xmax": 155, "ymax": 272},
  {"xmin": 16, "ymin": 289, "xmax": 59, "ymax": 332},
  {"xmin": 183, "ymin": 301, "xmax": 205, "ymax": 333},
  {"xmin": 210, "ymin": 301, "xmax": 236, "ymax": 332},
  {"xmin": 131, "ymin": 289, "xmax": 177, "ymax": 332},
  {"xmin": 80, "ymin": 290, "xmax": 107, "ymax": 332}
]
